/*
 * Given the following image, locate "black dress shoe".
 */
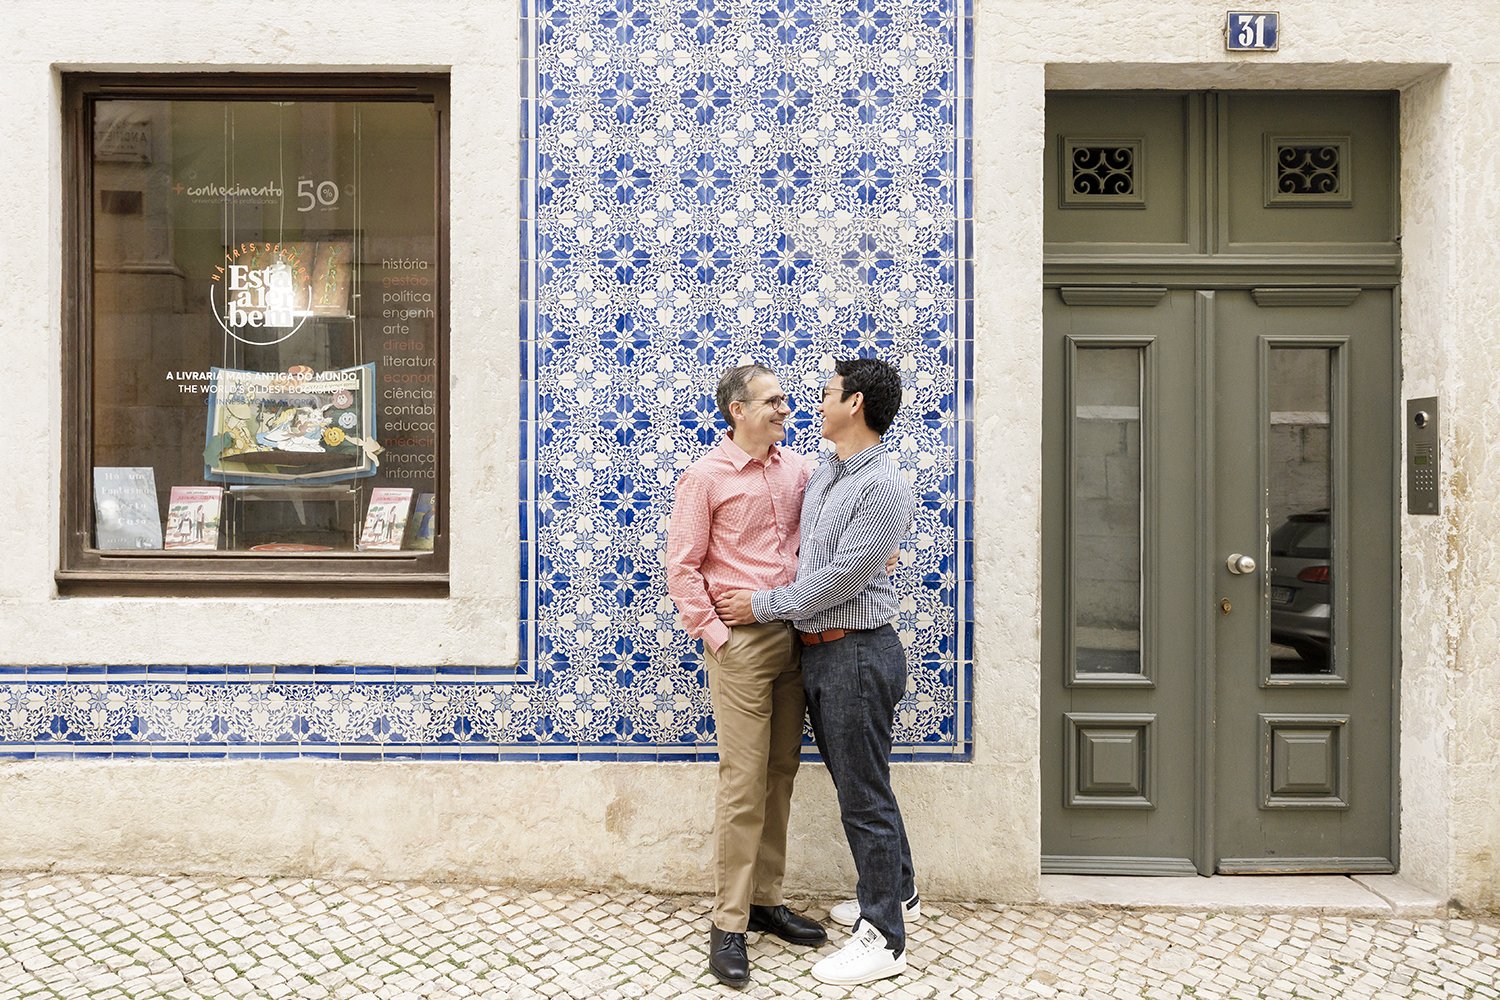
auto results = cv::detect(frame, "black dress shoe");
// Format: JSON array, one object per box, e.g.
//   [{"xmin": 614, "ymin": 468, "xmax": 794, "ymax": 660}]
[
  {"xmin": 708, "ymin": 926, "xmax": 750, "ymax": 988},
  {"xmin": 747, "ymin": 904, "xmax": 828, "ymax": 946}
]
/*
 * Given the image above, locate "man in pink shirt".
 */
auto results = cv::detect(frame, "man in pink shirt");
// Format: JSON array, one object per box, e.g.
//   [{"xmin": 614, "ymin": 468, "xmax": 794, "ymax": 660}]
[{"xmin": 666, "ymin": 363, "xmax": 826, "ymax": 988}]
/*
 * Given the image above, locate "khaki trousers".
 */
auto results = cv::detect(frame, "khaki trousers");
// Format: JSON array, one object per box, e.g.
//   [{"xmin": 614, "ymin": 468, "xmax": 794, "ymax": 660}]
[{"xmin": 703, "ymin": 620, "xmax": 804, "ymax": 932}]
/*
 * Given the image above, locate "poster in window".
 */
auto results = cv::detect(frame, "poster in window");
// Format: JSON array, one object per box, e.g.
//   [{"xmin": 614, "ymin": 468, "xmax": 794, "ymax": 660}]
[
  {"xmin": 358, "ymin": 488, "xmax": 414, "ymax": 551},
  {"xmin": 93, "ymin": 467, "xmax": 163, "ymax": 549},
  {"xmin": 202, "ymin": 364, "xmax": 380, "ymax": 484},
  {"xmin": 406, "ymin": 492, "xmax": 437, "ymax": 551},
  {"xmin": 164, "ymin": 486, "xmax": 224, "ymax": 550},
  {"xmin": 309, "ymin": 240, "xmax": 355, "ymax": 316}
]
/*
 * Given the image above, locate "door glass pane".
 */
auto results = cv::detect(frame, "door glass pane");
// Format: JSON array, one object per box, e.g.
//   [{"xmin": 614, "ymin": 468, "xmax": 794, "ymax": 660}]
[
  {"xmin": 1072, "ymin": 347, "xmax": 1142, "ymax": 675},
  {"xmin": 1267, "ymin": 348, "xmax": 1333, "ymax": 674}
]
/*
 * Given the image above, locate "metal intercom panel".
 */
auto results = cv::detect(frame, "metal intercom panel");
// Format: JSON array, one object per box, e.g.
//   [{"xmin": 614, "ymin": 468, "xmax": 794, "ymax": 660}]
[{"xmin": 1406, "ymin": 397, "xmax": 1440, "ymax": 515}]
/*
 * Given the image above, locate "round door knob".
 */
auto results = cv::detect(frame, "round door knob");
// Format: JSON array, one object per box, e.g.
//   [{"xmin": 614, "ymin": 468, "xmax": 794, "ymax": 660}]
[{"xmin": 1226, "ymin": 553, "xmax": 1257, "ymax": 575}]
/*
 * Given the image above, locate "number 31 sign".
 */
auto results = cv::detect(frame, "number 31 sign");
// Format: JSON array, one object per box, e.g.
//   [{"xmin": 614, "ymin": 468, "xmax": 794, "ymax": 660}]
[{"xmin": 1226, "ymin": 11, "xmax": 1279, "ymax": 51}]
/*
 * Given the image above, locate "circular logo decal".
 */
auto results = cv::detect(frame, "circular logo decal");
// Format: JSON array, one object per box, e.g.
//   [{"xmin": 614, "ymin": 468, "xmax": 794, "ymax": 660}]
[{"xmin": 209, "ymin": 243, "xmax": 313, "ymax": 347}]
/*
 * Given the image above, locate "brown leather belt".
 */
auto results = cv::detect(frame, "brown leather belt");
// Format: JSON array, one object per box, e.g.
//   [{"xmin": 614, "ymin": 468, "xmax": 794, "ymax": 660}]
[{"xmin": 799, "ymin": 628, "xmax": 867, "ymax": 645}]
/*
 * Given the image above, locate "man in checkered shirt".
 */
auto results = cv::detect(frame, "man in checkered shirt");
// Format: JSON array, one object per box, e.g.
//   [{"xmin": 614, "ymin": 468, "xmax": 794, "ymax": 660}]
[{"xmin": 716, "ymin": 357, "xmax": 919, "ymax": 987}]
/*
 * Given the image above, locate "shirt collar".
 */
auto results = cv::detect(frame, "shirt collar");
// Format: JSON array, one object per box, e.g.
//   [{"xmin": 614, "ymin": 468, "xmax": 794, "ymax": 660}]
[
  {"xmin": 832, "ymin": 441, "xmax": 886, "ymax": 476},
  {"xmin": 720, "ymin": 433, "xmax": 781, "ymax": 471}
]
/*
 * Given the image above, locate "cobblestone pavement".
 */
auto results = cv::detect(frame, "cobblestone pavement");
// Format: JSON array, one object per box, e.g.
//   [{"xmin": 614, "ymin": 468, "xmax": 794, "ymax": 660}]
[{"xmin": 2, "ymin": 873, "xmax": 1499, "ymax": 999}]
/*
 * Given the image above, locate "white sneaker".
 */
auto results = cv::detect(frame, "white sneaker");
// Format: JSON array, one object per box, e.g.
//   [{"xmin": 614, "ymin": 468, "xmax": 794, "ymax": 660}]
[
  {"xmin": 811, "ymin": 919, "xmax": 907, "ymax": 986},
  {"xmin": 828, "ymin": 892, "xmax": 920, "ymax": 927}
]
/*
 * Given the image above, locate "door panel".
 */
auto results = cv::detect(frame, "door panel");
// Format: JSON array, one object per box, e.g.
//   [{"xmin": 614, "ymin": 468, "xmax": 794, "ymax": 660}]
[
  {"xmin": 1041, "ymin": 289, "xmax": 1200, "ymax": 873},
  {"xmin": 1212, "ymin": 290, "xmax": 1395, "ymax": 870},
  {"xmin": 1219, "ymin": 93, "xmax": 1398, "ymax": 255},
  {"xmin": 1043, "ymin": 93, "xmax": 1202, "ymax": 255}
]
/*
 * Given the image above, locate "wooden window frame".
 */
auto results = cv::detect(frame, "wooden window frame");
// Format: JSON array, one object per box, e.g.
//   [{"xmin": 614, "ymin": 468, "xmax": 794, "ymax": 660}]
[{"xmin": 59, "ymin": 72, "xmax": 451, "ymax": 597}]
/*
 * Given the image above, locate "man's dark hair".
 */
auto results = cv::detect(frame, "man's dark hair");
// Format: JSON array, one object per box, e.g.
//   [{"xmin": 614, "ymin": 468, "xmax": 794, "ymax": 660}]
[
  {"xmin": 715, "ymin": 363, "xmax": 775, "ymax": 430},
  {"xmin": 834, "ymin": 357, "xmax": 903, "ymax": 435}
]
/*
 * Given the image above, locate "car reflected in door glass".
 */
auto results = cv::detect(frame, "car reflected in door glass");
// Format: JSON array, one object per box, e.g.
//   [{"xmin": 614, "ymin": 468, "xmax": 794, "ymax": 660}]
[{"xmin": 1268, "ymin": 510, "xmax": 1332, "ymax": 673}]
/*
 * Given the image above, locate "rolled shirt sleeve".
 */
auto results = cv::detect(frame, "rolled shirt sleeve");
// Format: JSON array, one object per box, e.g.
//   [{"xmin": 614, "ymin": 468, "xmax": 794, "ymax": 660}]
[{"xmin": 665, "ymin": 471, "xmax": 732, "ymax": 653}]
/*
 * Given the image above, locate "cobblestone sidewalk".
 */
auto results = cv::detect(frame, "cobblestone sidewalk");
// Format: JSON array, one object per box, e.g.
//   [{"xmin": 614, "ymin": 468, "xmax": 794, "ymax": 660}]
[{"xmin": 2, "ymin": 873, "xmax": 1499, "ymax": 999}]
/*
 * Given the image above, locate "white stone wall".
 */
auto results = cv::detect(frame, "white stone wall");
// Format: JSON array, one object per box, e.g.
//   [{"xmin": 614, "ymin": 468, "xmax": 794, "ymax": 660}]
[
  {"xmin": 1443, "ymin": 60, "xmax": 1500, "ymax": 913},
  {"xmin": 1395, "ymin": 68, "xmax": 1457, "ymax": 904},
  {"xmin": 1, "ymin": 0, "xmax": 1498, "ymax": 909}
]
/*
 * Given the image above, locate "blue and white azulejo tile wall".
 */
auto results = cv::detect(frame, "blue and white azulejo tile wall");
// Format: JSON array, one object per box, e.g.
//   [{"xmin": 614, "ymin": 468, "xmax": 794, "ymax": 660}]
[
  {"xmin": 520, "ymin": 0, "xmax": 973, "ymax": 759},
  {"xmin": 0, "ymin": 0, "xmax": 971, "ymax": 761}
]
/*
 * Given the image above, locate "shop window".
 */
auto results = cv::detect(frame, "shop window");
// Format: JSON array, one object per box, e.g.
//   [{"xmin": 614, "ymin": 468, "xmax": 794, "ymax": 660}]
[{"xmin": 61, "ymin": 75, "xmax": 448, "ymax": 593}]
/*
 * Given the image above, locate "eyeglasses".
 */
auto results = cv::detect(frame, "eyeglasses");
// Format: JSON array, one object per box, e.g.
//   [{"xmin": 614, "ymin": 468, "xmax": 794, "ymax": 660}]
[
  {"xmin": 820, "ymin": 386, "xmax": 854, "ymax": 402},
  {"xmin": 743, "ymin": 394, "xmax": 790, "ymax": 410}
]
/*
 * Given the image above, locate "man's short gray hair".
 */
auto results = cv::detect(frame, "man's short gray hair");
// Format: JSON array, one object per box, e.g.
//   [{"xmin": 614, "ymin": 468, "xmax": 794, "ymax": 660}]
[{"xmin": 715, "ymin": 363, "xmax": 775, "ymax": 430}]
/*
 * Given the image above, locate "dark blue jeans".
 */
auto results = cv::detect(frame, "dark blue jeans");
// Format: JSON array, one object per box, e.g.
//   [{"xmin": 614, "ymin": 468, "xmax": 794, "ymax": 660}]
[{"xmin": 802, "ymin": 624, "xmax": 916, "ymax": 954}]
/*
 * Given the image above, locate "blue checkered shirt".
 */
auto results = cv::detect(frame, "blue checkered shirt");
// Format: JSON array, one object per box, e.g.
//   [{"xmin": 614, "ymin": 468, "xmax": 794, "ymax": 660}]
[{"xmin": 750, "ymin": 441, "xmax": 914, "ymax": 632}]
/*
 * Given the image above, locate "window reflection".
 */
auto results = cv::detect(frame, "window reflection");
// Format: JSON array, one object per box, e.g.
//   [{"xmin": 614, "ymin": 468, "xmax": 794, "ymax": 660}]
[
  {"xmin": 89, "ymin": 98, "xmax": 440, "ymax": 555},
  {"xmin": 1072, "ymin": 347, "xmax": 1143, "ymax": 675},
  {"xmin": 1267, "ymin": 348, "xmax": 1333, "ymax": 674}
]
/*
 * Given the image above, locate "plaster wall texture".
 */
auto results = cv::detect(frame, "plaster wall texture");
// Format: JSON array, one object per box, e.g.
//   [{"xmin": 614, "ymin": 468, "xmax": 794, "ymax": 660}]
[
  {"xmin": 1, "ymin": 0, "xmax": 1498, "ymax": 909},
  {"xmin": 0, "ymin": 757, "xmax": 1040, "ymax": 899},
  {"xmin": 1394, "ymin": 69, "xmax": 1457, "ymax": 903},
  {"xmin": 1445, "ymin": 62, "xmax": 1500, "ymax": 913}
]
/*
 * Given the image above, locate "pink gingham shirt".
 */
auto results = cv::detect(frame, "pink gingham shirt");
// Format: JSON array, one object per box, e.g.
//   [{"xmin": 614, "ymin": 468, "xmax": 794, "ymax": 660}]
[{"xmin": 666, "ymin": 435, "xmax": 811, "ymax": 654}]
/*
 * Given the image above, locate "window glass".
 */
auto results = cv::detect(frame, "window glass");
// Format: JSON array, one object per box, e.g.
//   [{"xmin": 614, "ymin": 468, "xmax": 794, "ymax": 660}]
[
  {"xmin": 1267, "ymin": 347, "xmax": 1333, "ymax": 674},
  {"xmin": 87, "ymin": 94, "xmax": 440, "ymax": 558},
  {"xmin": 1071, "ymin": 347, "xmax": 1143, "ymax": 675}
]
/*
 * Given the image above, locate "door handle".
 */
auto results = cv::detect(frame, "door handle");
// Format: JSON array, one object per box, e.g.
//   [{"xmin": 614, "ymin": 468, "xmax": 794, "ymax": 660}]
[{"xmin": 1226, "ymin": 553, "xmax": 1257, "ymax": 575}]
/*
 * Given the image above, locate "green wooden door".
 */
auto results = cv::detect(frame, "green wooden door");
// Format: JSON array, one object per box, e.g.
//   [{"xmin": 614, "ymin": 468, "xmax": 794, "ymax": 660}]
[
  {"xmin": 1041, "ymin": 90, "xmax": 1398, "ymax": 875},
  {"xmin": 1042, "ymin": 288, "xmax": 1396, "ymax": 874}
]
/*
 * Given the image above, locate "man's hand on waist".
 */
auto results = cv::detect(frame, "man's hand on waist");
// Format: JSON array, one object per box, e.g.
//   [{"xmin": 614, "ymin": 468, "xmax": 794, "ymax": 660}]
[{"xmin": 714, "ymin": 589, "xmax": 758, "ymax": 626}]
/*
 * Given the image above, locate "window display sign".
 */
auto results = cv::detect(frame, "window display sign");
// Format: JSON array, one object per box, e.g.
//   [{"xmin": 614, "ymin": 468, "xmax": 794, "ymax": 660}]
[
  {"xmin": 369, "ymin": 245, "xmax": 438, "ymax": 484},
  {"xmin": 210, "ymin": 239, "xmax": 355, "ymax": 347},
  {"xmin": 203, "ymin": 365, "xmax": 379, "ymax": 484},
  {"xmin": 212, "ymin": 244, "xmax": 312, "ymax": 344}
]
